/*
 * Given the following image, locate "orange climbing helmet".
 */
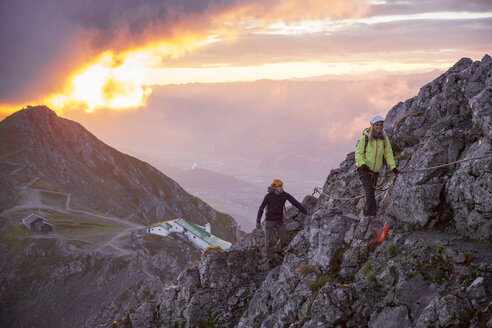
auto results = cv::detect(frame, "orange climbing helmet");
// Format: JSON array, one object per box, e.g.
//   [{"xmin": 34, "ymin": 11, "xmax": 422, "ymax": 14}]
[{"xmin": 271, "ymin": 178, "xmax": 283, "ymax": 188}]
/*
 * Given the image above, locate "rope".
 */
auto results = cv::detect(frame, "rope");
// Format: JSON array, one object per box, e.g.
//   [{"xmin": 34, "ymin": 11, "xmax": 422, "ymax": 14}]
[
  {"xmin": 313, "ymin": 153, "xmax": 491, "ymax": 201},
  {"xmin": 312, "ymin": 172, "xmax": 397, "ymax": 201},
  {"xmin": 401, "ymin": 153, "xmax": 492, "ymax": 173}
]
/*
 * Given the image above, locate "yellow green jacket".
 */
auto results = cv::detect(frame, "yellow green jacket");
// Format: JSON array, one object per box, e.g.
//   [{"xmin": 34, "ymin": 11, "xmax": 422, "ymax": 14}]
[{"xmin": 355, "ymin": 128, "xmax": 396, "ymax": 172}]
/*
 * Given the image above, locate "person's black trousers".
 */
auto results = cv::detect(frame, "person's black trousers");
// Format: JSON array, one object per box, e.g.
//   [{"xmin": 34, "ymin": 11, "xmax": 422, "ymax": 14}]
[{"xmin": 357, "ymin": 167, "xmax": 379, "ymax": 217}]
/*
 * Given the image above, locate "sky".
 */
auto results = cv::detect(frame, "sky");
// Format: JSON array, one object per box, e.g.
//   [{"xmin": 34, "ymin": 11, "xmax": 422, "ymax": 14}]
[
  {"xmin": 1, "ymin": 0, "xmax": 491, "ymax": 115},
  {"xmin": 1, "ymin": 0, "xmax": 491, "ymax": 228}
]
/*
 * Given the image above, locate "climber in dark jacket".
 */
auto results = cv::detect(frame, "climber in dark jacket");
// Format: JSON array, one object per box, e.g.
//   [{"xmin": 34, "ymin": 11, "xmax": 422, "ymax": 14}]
[{"xmin": 257, "ymin": 178, "xmax": 307, "ymax": 262}]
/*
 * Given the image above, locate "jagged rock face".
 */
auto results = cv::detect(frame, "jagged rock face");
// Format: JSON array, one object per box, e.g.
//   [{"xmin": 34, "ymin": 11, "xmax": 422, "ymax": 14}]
[
  {"xmin": 383, "ymin": 55, "xmax": 492, "ymax": 239},
  {"xmin": 108, "ymin": 56, "xmax": 492, "ymax": 328},
  {"xmin": 113, "ymin": 200, "xmax": 491, "ymax": 328},
  {"xmin": 321, "ymin": 55, "xmax": 492, "ymax": 241},
  {"xmin": 0, "ymin": 106, "xmax": 237, "ymax": 241}
]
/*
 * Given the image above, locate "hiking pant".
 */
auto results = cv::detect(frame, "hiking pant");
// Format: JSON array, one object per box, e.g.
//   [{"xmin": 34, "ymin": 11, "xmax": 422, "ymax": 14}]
[
  {"xmin": 264, "ymin": 220, "xmax": 288, "ymax": 260},
  {"xmin": 357, "ymin": 167, "xmax": 379, "ymax": 217}
]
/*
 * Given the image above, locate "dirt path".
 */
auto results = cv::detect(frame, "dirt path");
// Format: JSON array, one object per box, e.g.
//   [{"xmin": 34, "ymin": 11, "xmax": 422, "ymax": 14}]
[
  {"xmin": 10, "ymin": 184, "xmax": 146, "ymax": 254},
  {"xmin": 16, "ymin": 184, "xmax": 143, "ymax": 229},
  {"xmin": 64, "ymin": 194, "xmax": 143, "ymax": 228},
  {"xmin": 95, "ymin": 226, "xmax": 142, "ymax": 255}
]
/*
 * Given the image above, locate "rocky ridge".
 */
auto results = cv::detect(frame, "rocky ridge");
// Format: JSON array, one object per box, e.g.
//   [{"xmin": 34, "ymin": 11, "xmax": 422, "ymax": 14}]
[
  {"xmin": 109, "ymin": 55, "xmax": 492, "ymax": 327},
  {"xmin": 0, "ymin": 106, "xmax": 238, "ymax": 241},
  {"xmin": 0, "ymin": 105, "xmax": 241, "ymax": 327}
]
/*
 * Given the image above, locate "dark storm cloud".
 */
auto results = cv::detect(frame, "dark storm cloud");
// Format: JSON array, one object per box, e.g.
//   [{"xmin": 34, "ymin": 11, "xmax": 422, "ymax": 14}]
[
  {"xmin": 1, "ymin": 0, "xmax": 490, "ymax": 106},
  {"xmin": 63, "ymin": 0, "xmax": 242, "ymax": 48},
  {"xmin": 0, "ymin": 0, "xmax": 79, "ymax": 101},
  {"xmin": 0, "ymin": 0, "xmax": 250, "ymax": 103}
]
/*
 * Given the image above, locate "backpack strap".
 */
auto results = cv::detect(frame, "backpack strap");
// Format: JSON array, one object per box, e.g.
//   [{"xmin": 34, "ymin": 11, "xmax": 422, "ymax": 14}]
[{"xmin": 363, "ymin": 131, "xmax": 386, "ymax": 155}]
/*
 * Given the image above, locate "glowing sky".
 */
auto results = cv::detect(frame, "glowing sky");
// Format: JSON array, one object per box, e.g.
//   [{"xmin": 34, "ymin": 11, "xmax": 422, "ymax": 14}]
[{"xmin": 0, "ymin": 0, "xmax": 491, "ymax": 113}]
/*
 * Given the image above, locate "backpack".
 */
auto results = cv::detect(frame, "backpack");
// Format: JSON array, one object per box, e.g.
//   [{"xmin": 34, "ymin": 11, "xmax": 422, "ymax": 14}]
[{"xmin": 266, "ymin": 189, "xmax": 287, "ymax": 214}]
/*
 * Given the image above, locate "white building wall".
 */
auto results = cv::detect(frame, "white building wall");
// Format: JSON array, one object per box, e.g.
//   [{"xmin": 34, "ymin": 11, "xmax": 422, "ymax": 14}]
[
  {"xmin": 169, "ymin": 223, "xmax": 184, "ymax": 233},
  {"xmin": 147, "ymin": 220, "xmax": 218, "ymax": 251},
  {"xmin": 184, "ymin": 231, "xmax": 210, "ymax": 250},
  {"xmin": 149, "ymin": 227, "xmax": 169, "ymax": 236}
]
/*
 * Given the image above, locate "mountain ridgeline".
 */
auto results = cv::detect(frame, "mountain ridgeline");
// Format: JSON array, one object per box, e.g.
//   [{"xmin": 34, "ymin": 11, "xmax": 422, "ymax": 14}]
[
  {"xmin": 105, "ymin": 55, "xmax": 492, "ymax": 327},
  {"xmin": 0, "ymin": 105, "xmax": 240, "ymax": 327},
  {"xmin": 0, "ymin": 106, "xmax": 238, "ymax": 242}
]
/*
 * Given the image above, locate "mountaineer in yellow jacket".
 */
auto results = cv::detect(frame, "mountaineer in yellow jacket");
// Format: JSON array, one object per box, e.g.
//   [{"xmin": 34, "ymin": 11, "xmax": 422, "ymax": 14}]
[{"xmin": 355, "ymin": 115, "xmax": 400, "ymax": 218}]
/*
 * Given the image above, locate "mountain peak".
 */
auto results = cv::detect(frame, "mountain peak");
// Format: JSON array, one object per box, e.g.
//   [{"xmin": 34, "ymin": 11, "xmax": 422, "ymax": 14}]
[
  {"xmin": 448, "ymin": 57, "xmax": 473, "ymax": 73},
  {"xmin": 481, "ymin": 53, "xmax": 491, "ymax": 64},
  {"xmin": 6, "ymin": 104, "xmax": 58, "ymax": 122},
  {"xmin": 0, "ymin": 106, "xmax": 238, "ymax": 241}
]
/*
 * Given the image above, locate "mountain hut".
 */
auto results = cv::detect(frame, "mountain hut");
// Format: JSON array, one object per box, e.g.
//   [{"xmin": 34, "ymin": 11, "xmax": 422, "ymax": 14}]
[{"xmin": 22, "ymin": 213, "xmax": 53, "ymax": 233}]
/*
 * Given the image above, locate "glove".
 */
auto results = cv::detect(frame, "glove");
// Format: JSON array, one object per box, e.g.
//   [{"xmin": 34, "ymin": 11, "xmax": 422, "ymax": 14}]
[
  {"xmin": 393, "ymin": 168, "xmax": 400, "ymax": 176},
  {"xmin": 256, "ymin": 222, "xmax": 261, "ymax": 230}
]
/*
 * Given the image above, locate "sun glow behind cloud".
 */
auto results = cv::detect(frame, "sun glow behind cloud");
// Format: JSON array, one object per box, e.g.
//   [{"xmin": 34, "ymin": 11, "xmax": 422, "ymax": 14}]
[
  {"xmin": 9, "ymin": 0, "xmax": 486, "ymax": 115},
  {"xmin": 45, "ymin": 38, "xmax": 213, "ymax": 113},
  {"xmin": 24, "ymin": 0, "xmax": 374, "ymax": 114},
  {"xmin": 47, "ymin": 52, "xmax": 151, "ymax": 112}
]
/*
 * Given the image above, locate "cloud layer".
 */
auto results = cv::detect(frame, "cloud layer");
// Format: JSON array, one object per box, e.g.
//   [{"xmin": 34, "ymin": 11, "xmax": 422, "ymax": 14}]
[
  {"xmin": 63, "ymin": 70, "xmax": 443, "ymax": 186},
  {"xmin": 0, "ymin": 0, "xmax": 370, "ymax": 105},
  {"xmin": 2, "ymin": 0, "xmax": 490, "ymax": 109}
]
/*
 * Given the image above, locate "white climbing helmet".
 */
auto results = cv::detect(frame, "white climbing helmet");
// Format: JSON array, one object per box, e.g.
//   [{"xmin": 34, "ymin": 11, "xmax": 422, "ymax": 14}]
[{"xmin": 370, "ymin": 114, "xmax": 385, "ymax": 125}]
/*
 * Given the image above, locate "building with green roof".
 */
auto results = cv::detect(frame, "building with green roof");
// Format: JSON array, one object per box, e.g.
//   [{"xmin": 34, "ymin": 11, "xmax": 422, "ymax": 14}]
[{"xmin": 147, "ymin": 218, "xmax": 231, "ymax": 251}]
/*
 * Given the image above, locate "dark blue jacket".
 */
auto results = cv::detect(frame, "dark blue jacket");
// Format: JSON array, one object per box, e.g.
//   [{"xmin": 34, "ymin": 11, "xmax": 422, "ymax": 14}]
[{"xmin": 257, "ymin": 191, "xmax": 307, "ymax": 225}]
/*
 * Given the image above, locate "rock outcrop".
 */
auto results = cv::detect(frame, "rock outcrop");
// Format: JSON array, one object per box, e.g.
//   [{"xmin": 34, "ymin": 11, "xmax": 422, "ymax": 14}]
[
  {"xmin": 107, "ymin": 55, "xmax": 492, "ymax": 327},
  {"xmin": 322, "ymin": 55, "xmax": 492, "ymax": 241}
]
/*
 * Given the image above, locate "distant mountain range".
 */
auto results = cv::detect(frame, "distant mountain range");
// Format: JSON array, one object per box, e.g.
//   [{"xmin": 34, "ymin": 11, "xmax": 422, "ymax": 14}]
[{"xmin": 160, "ymin": 165, "xmax": 256, "ymax": 191}]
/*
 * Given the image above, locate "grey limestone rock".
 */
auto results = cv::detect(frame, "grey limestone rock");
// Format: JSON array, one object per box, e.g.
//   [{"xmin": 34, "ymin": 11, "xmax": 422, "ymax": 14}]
[
  {"xmin": 466, "ymin": 277, "xmax": 487, "ymax": 299},
  {"xmin": 369, "ymin": 306, "xmax": 412, "ymax": 328},
  {"xmin": 130, "ymin": 302, "xmax": 160, "ymax": 328},
  {"xmin": 394, "ymin": 274, "xmax": 437, "ymax": 321}
]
